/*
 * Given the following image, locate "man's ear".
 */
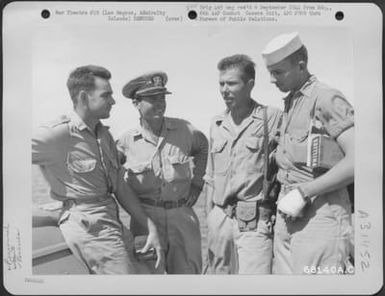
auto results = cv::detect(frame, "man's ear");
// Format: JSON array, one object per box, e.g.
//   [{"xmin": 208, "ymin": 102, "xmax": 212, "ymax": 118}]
[
  {"xmin": 78, "ymin": 90, "xmax": 88, "ymax": 105},
  {"xmin": 298, "ymin": 60, "xmax": 307, "ymax": 72},
  {"xmin": 77, "ymin": 90, "xmax": 88, "ymax": 107},
  {"xmin": 246, "ymin": 79, "xmax": 255, "ymax": 91},
  {"xmin": 132, "ymin": 99, "xmax": 140, "ymax": 109}
]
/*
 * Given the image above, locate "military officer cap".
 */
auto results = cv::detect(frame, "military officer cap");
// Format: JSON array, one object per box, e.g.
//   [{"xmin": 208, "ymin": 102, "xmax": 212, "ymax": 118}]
[
  {"xmin": 262, "ymin": 32, "xmax": 303, "ymax": 66},
  {"xmin": 122, "ymin": 71, "xmax": 172, "ymax": 99}
]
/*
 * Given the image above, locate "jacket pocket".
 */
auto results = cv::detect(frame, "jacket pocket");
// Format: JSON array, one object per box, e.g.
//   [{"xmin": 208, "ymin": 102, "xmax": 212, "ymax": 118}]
[
  {"xmin": 58, "ymin": 210, "xmax": 95, "ymax": 233},
  {"xmin": 165, "ymin": 155, "xmax": 191, "ymax": 182},
  {"xmin": 126, "ymin": 162, "xmax": 155, "ymax": 192},
  {"xmin": 211, "ymin": 139, "xmax": 229, "ymax": 175},
  {"xmin": 129, "ymin": 162, "xmax": 152, "ymax": 174},
  {"xmin": 285, "ymin": 130, "xmax": 308, "ymax": 164},
  {"xmin": 235, "ymin": 201, "xmax": 258, "ymax": 232},
  {"xmin": 289, "ymin": 129, "xmax": 308, "ymax": 143},
  {"xmin": 245, "ymin": 136, "xmax": 261, "ymax": 152},
  {"xmin": 67, "ymin": 152, "xmax": 97, "ymax": 173}
]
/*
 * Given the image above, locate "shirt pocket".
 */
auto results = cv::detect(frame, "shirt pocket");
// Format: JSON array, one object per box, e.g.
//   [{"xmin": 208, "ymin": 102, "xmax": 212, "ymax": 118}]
[
  {"xmin": 67, "ymin": 152, "xmax": 97, "ymax": 173},
  {"xmin": 164, "ymin": 155, "xmax": 191, "ymax": 182},
  {"xmin": 243, "ymin": 136, "xmax": 264, "ymax": 174},
  {"xmin": 285, "ymin": 129, "xmax": 308, "ymax": 164},
  {"xmin": 126, "ymin": 162, "xmax": 156, "ymax": 192},
  {"xmin": 245, "ymin": 136, "xmax": 261, "ymax": 152},
  {"xmin": 211, "ymin": 139, "xmax": 229, "ymax": 175}
]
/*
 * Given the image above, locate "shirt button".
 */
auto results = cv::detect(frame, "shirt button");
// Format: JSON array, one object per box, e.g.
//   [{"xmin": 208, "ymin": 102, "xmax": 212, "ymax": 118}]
[{"xmin": 283, "ymin": 149, "xmax": 287, "ymax": 154}]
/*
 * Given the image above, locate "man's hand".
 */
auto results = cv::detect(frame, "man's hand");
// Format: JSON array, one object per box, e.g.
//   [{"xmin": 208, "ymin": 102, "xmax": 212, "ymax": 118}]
[
  {"xmin": 32, "ymin": 204, "xmax": 61, "ymax": 227},
  {"xmin": 185, "ymin": 184, "xmax": 202, "ymax": 207},
  {"xmin": 140, "ymin": 220, "xmax": 165, "ymax": 270},
  {"xmin": 277, "ymin": 188, "xmax": 308, "ymax": 220}
]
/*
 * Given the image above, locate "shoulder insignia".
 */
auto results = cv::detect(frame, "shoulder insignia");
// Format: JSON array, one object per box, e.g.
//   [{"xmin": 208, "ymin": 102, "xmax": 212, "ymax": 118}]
[
  {"xmin": 213, "ymin": 113, "xmax": 226, "ymax": 126},
  {"xmin": 165, "ymin": 117, "xmax": 188, "ymax": 130},
  {"xmin": 125, "ymin": 128, "xmax": 143, "ymax": 141},
  {"xmin": 47, "ymin": 115, "xmax": 70, "ymax": 128}
]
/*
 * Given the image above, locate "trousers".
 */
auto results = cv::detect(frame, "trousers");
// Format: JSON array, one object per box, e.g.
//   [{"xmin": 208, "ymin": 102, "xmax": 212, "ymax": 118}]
[
  {"xmin": 59, "ymin": 196, "xmax": 136, "ymax": 274},
  {"xmin": 205, "ymin": 204, "xmax": 273, "ymax": 274},
  {"xmin": 273, "ymin": 186, "xmax": 353, "ymax": 274}
]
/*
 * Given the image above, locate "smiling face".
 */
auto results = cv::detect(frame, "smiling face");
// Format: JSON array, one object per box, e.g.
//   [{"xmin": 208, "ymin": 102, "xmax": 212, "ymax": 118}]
[
  {"xmin": 267, "ymin": 58, "xmax": 302, "ymax": 93},
  {"xmin": 85, "ymin": 77, "xmax": 115, "ymax": 120},
  {"xmin": 219, "ymin": 67, "xmax": 254, "ymax": 110},
  {"xmin": 135, "ymin": 93, "xmax": 166, "ymax": 120}
]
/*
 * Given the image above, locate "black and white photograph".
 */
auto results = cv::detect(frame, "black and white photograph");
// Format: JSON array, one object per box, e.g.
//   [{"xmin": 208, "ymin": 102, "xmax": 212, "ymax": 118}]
[{"xmin": 2, "ymin": 1, "xmax": 383, "ymax": 295}]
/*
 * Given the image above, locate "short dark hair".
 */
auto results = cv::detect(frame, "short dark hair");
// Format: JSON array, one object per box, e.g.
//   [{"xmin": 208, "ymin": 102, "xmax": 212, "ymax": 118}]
[
  {"xmin": 286, "ymin": 45, "xmax": 308, "ymax": 65},
  {"xmin": 217, "ymin": 54, "xmax": 256, "ymax": 82},
  {"xmin": 67, "ymin": 65, "xmax": 111, "ymax": 105}
]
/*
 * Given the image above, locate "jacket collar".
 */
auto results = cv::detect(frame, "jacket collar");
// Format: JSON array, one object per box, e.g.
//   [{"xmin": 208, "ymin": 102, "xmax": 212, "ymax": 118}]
[
  {"xmin": 283, "ymin": 75, "xmax": 317, "ymax": 102},
  {"xmin": 69, "ymin": 112, "xmax": 109, "ymax": 134},
  {"xmin": 133, "ymin": 117, "xmax": 176, "ymax": 141},
  {"xmin": 214, "ymin": 100, "xmax": 263, "ymax": 127}
]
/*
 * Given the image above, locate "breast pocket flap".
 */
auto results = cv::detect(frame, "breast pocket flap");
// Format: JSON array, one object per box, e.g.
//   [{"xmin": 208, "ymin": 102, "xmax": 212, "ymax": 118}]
[
  {"xmin": 129, "ymin": 162, "xmax": 152, "ymax": 174},
  {"xmin": 68, "ymin": 153, "xmax": 97, "ymax": 173},
  {"xmin": 211, "ymin": 140, "xmax": 227, "ymax": 153},
  {"xmin": 290, "ymin": 130, "xmax": 308, "ymax": 142},
  {"xmin": 245, "ymin": 137, "xmax": 261, "ymax": 151},
  {"xmin": 236, "ymin": 202, "xmax": 257, "ymax": 222},
  {"xmin": 168, "ymin": 155, "xmax": 190, "ymax": 165}
]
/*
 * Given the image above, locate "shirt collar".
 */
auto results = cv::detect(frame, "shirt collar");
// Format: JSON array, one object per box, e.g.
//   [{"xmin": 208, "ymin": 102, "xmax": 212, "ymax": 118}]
[
  {"xmin": 214, "ymin": 100, "xmax": 263, "ymax": 128},
  {"xmin": 250, "ymin": 101, "xmax": 264, "ymax": 120},
  {"xmin": 299, "ymin": 75, "xmax": 317, "ymax": 98},
  {"xmin": 69, "ymin": 112, "xmax": 109, "ymax": 134},
  {"xmin": 283, "ymin": 75, "xmax": 317, "ymax": 101},
  {"xmin": 134, "ymin": 117, "xmax": 176, "ymax": 141},
  {"xmin": 224, "ymin": 100, "xmax": 263, "ymax": 120}
]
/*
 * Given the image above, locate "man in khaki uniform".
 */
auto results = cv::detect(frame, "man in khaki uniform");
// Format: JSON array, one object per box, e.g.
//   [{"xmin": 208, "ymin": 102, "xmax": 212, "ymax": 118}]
[
  {"xmin": 261, "ymin": 32, "xmax": 354, "ymax": 274},
  {"xmin": 117, "ymin": 71, "xmax": 208, "ymax": 274},
  {"xmin": 204, "ymin": 54, "xmax": 282, "ymax": 274},
  {"xmin": 32, "ymin": 65, "xmax": 164, "ymax": 274}
]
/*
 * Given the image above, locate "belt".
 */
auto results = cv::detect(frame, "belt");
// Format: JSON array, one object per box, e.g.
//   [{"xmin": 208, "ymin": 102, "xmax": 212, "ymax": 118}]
[
  {"xmin": 63, "ymin": 195, "xmax": 113, "ymax": 206},
  {"xmin": 140, "ymin": 198, "xmax": 187, "ymax": 209},
  {"xmin": 218, "ymin": 199, "xmax": 275, "ymax": 220}
]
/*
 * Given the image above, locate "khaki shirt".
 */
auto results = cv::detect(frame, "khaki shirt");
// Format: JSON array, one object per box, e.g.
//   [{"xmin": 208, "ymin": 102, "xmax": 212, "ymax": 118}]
[
  {"xmin": 116, "ymin": 117, "xmax": 208, "ymax": 201},
  {"xmin": 32, "ymin": 112, "xmax": 121, "ymax": 201},
  {"xmin": 205, "ymin": 101, "xmax": 282, "ymax": 206},
  {"xmin": 276, "ymin": 75, "xmax": 354, "ymax": 185}
]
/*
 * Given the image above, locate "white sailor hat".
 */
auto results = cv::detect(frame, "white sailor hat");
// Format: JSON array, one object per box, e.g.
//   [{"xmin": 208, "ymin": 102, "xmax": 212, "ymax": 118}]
[{"xmin": 262, "ymin": 32, "xmax": 303, "ymax": 66}]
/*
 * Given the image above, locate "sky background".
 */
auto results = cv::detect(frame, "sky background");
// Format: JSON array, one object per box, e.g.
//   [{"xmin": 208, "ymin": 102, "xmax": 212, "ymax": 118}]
[{"xmin": 32, "ymin": 23, "xmax": 353, "ymax": 138}]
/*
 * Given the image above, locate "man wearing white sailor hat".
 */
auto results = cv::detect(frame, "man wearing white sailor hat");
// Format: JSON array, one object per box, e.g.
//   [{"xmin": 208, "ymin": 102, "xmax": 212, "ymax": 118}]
[
  {"xmin": 117, "ymin": 71, "xmax": 208, "ymax": 274},
  {"xmin": 262, "ymin": 32, "xmax": 354, "ymax": 274}
]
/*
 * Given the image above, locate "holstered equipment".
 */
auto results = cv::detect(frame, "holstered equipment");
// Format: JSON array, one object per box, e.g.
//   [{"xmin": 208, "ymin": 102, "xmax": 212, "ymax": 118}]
[
  {"xmin": 235, "ymin": 201, "xmax": 258, "ymax": 232},
  {"xmin": 235, "ymin": 200, "xmax": 275, "ymax": 232},
  {"xmin": 221, "ymin": 198, "xmax": 275, "ymax": 232},
  {"xmin": 220, "ymin": 107, "xmax": 280, "ymax": 232}
]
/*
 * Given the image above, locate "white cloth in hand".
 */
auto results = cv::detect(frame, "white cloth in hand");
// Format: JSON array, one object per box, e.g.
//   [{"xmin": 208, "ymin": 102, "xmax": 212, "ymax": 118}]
[{"xmin": 277, "ymin": 189, "xmax": 307, "ymax": 217}]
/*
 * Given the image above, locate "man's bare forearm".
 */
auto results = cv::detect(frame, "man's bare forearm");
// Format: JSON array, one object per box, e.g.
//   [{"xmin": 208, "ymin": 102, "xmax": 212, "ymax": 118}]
[{"xmin": 115, "ymin": 171, "xmax": 154, "ymax": 231}]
